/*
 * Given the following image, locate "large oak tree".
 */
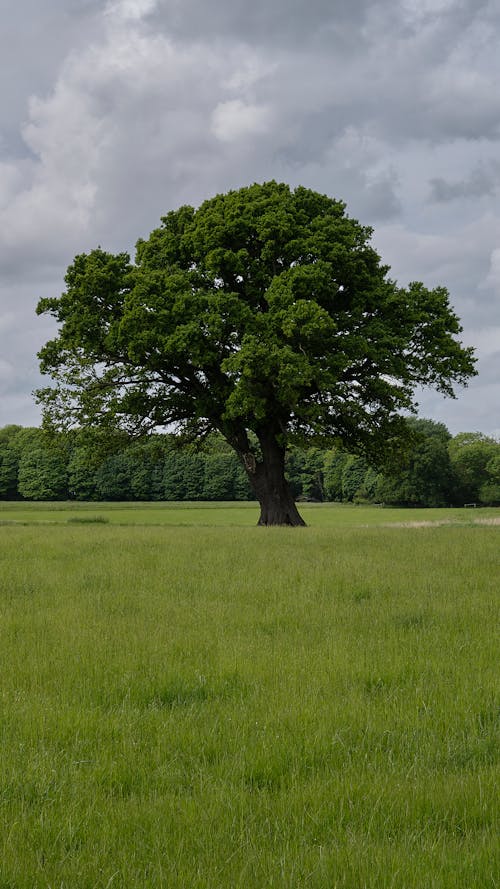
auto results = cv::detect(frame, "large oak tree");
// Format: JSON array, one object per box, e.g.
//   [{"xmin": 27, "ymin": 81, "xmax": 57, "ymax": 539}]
[{"xmin": 36, "ymin": 181, "xmax": 476, "ymax": 525}]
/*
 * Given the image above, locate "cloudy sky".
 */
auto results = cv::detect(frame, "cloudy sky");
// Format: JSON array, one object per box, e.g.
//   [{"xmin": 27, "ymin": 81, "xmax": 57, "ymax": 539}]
[{"xmin": 1, "ymin": 0, "xmax": 499, "ymax": 434}]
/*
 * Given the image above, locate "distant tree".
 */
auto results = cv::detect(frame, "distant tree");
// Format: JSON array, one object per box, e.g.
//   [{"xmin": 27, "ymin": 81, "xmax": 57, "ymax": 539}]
[
  {"xmin": 341, "ymin": 455, "xmax": 370, "ymax": 502},
  {"xmin": 7, "ymin": 426, "xmax": 46, "ymax": 460},
  {"xmin": 163, "ymin": 452, "xmax": 190, "ymax": 501},
  {"xmin": 354, "ymin": 466, "xmax": 380, "ymax": 503},
  {"xmin": 94, "ymin": 453, "xmax": 133, "ymax": 500},
  {"xmin": 448, "ymin": 432, "xmax": 499, "ymax": 504},
  {"xmin": 374, "ymin": 418, "xmax": 454, "ymax": 507},
  {"xmin": 0, "ymin": 425, "xmax": 23, "ymax": 446},
  {"xmin": 233, "ymin": 462, "xmax": 253, "ymax": 500},
  {"xmin": 36, "ymin": 182, "xmax": 476, "ymax": 524},
  {"xmin": 480, "ymin": 453, "xmax": 500, "ymax": 505},
  {"xmin": 18, "ymin": 448, "xmax": 68, "ymax": 500},
  {"xmin": 0, "ymin": 445, "xmax": 18, "ymax": 498},
  {"xmin": 301, "ymin": 448, "xmax": 325, "ymax": 501},
  {"xmin": 285, "ymin": 449, "xmax": 307, "ymax": 499},
  {"xmin": 323, "ymin": 449, "xmax": 349, "ymax": 501},
  {"xmin": 202, "ymin": 454, "xmax": 238, "ymax": 501},
  {"xmin": 67, "ymin": 446, "xmax": 99, "ymax": 500},
  {"xmin": 182, "ymin": 453, "xmax": 206, "ymax": 500},
  {"xmin": 124, "ymin": 436, "xmax": 170, "ymax": 501}
]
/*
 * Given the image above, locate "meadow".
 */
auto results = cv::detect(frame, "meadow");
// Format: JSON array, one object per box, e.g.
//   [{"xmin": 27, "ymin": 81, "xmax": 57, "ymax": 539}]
[{"xmin": 0, "ymin": 502, "xmax": 498, "ymax": 888}]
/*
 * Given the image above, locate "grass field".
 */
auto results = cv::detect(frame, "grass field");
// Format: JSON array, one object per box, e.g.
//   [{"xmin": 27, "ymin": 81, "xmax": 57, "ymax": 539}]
[
  {"xmin": 1, "ymin": 499, "xmax": 500, "ymax": 527},
  {"xmin": 0, "ymin": 503, "xmax": 498, "ymax": 888}
]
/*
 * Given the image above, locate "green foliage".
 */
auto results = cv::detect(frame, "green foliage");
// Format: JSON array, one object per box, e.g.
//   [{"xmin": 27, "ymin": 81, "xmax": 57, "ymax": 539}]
[
  {"xmin": 480, "ymin": 453, "xmax": 500, "ymax": 504},
  {"xmin": 163, "ymin": 452, "xmax": 194, "ymax": 500},
  {"xmin": 448, "ymin": 432, "xmax": 500, "ymax": 504},
  {"xmin": 284, "ymin": 448, "xmax": 306, "ymax": 498},
  {"xmin": 36, "ymin": 182, "xmax": 476, "ymax": 523},
  {"xmin": 201, "ymin": 455, "xmax": 233, "ymax": 500},
  {"xmin": 6, "ymin": 425, "xmax": 46, "ymax": 459},
  {"xmin": 201, "ymin": 454, "xmax": 245, "ymax": 500},
  {"xmin": 0, "ymin": 445, "xmax": 18, "ymax": 498},
  {"xmin": 67, "ymin": 446, "xmax": 99, "ymax": 500},
  {"xmin": 162, "ymin": 450, "xmax": 251, "ymax": 501},
  {"xmin": 341, "ymin": 454, "xmax": 370, "ymax": 501},
  {"xmin": 355, "ymin": 466, "xmax": 380, "ymax": 503},
  {"xmin": 128, "ymin": 437, "xmax": 170, "ymax": 501},
  {"xmin": 181, "ymin": 453, "xmax": 206, "ymax": 500},
  {"xmin": 94, "ymin": 453, "xmax": 134, "ymax": 501},
  {"xmin": 0, "ymin": 424, "xmax": 23, "ymax": 446},
  {"xmin": 323, "ymin": 449, "xmax": 349, "ymax": 501},
  {"xmin": 374, "ymin": 418, "xmax": 455, "ymax": 507},
  {"xmin": 130, "ymin": 458, "xmax": 165, "ymax": 501},
  {"xmin": 299, "ymin": 448, "xmax": 325, "ymax": 500},
  {"xmin": 17, "ymin": 447, "xmax": 68, "ymax": 500},
  {"xmin": 2, "ymin": 418, "xmax": 498, "ymax": 508}
]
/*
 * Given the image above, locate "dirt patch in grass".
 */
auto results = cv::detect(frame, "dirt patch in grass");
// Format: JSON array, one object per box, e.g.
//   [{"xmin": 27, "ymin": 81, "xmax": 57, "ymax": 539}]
[
  {"xmin": 473, "ymin": 517, "xmax": 500, "ymax": 525},
  {"xmin": 382, "ymin": 517, "xmax": 500, "ymax": 529}
]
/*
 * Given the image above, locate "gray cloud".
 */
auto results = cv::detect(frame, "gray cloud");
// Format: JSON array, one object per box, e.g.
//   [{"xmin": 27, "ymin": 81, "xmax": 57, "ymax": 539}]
[
  {"xmin": 415, "ymin": 376, "xmax": 500, "ymax": 437},
  {"xmin": 0, "ymin": 0, "xmax": 102, "ymax": 154},
  {"xmin": 430, "ymin": 161, "xmax": 500, "ymax": 202},
  {"xmin": 1, "ymin": 0, "xmax": 500, "ymax": 432},
  {"xmin": 150, "ymin": 0, "xmax": 372, "ymax": 49}
]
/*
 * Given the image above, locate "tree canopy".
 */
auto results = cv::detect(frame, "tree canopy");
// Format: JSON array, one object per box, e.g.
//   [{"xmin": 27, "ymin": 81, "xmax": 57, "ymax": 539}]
[{"xmin": 36, "ymin": 181, "xmax": 476, "ymax": 524}]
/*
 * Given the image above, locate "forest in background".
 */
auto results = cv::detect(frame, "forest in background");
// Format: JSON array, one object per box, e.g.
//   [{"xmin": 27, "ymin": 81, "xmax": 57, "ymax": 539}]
[{"xmin": 0, "ymin": 418, "xmax": 499, "ymax": 507}]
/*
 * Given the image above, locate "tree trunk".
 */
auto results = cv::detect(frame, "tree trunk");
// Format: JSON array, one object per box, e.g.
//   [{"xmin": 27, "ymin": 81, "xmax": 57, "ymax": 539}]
[
  {"xmin": 240, "ymin": 429, "xmax": 306, "ymax": 527},
  {"xmin": 255, "ymin": 477, "xmax": 306, "ymax": 526}
]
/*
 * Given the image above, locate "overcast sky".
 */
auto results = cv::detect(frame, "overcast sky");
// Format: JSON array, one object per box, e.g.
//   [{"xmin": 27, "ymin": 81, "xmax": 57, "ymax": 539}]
[{"xmin": 1, "ymin": 0, "xmax": 499, "ymax": 434}]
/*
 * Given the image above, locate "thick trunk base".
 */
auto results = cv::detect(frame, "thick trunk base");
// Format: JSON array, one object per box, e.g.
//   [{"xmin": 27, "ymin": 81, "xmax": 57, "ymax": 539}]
[
  {"xmin": 237, "ymin": 429, "xmax": 307, "ymax": 526},
  {"xmin": 257, "ymin": 499, "xmax": 306, "ymax": 526},
  {"xmin": 256, "ymin": 484, "xmax": 306, "ymax": 526}
]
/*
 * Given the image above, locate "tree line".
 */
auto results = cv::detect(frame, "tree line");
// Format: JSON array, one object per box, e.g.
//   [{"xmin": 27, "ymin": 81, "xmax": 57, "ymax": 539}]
[{"xmin": 1, "ymin": 418, "xmax": 499, "ymax": 506}]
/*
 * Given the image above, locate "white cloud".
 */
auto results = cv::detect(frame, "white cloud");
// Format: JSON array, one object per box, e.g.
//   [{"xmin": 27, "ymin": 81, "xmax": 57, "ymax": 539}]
[
  {"xmin": 401, "ymin": 0, "xmax": 456, "ymax": 18},
  {"xmin": 0, "ymin": 359, "xmax": 15, "ymax": 393},
  {"xmin": 485, "ymin": 247, "xmax": 500, "ymax": 294},
  {"xmin": 0, "ymin": 161, "xmax": 25, "ymax": 210},
  {"xmin": 468, "ymin": 325, "xmax": 500, "ymax": 356},
  {"xmin": 211, "ymin": 99, "xmax": 271, "ymax": 143},
  {"xmin": 105, "ymin": 0, "xmax": 158, "ymax": 22},
  {"xmin": 0, "ymin": 19, "xmax": 223, "ymax": 262}
]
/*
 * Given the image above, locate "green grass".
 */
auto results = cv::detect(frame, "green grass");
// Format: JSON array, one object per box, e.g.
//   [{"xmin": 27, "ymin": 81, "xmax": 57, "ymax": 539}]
[
  {"xmin": 0, "ymin": 499, "xmax": 499, "ymax": 527},
  {"xmin": 0, "ymin": 504, "xmax": 498, "ymax": 887}
]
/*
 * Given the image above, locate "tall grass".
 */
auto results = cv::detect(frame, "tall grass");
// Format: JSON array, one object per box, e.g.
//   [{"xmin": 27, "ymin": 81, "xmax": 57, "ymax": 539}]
[{"xmin": 0, "ymin": 511, "xmax": 498, "ymax": 887}]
